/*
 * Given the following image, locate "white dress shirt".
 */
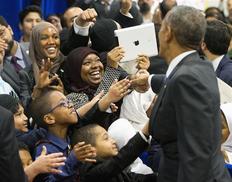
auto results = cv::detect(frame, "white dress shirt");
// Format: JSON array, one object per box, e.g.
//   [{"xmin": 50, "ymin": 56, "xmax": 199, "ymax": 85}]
[
  {"xmin": 212, "ymin": 55, "xmax": 224, "ymax": 71},
  {"xmin": 148, "ymin": 50, "xmax": 196, "ymax": 86},
  {"xmin": 0, "ymin": 76, "xmax": 17, "ymax": 96}
]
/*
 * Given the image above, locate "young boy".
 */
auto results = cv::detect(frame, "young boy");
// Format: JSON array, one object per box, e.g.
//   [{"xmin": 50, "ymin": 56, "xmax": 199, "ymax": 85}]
[
  {"xmin": 0, "ymin": 94, "xmax": 29, "ymax": 132},
  {"xmin": 30, "ymin": 89, "xmax": 96, "ymax": 181},
  {"xmin": 71, "ymin": 123, "xmax": 157, "ymax": 182},
  {"xmin": 30, "ymin": 76, "xmax": 130, "ymax": 181}
]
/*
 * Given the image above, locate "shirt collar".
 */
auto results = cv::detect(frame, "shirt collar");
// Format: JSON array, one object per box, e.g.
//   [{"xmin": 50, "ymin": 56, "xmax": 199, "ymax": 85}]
[
  {"xmin": 166, "ymin": 50, "xmax": 196, "ymax": 78},
  {"xmin": 47, "ymin": 132, "xmax": 70, "ymax": 151},
  {"xmin": 212, "ymin": 55, "xmax": 224, "ymax": 71}
]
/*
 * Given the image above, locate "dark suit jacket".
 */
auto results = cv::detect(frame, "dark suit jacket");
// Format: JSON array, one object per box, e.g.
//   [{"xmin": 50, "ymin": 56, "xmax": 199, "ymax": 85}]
[
  {"xmin": 80, "ymin": 133, "xmax": 156, "ymax": 182},
  {"xmin": 149, "ymin": 52, "xmax": 231, "ymax": 182},
  {"xmin": 1, "ymin": 44, "xmax": 31, "ymax": 95},
  {"xmin": 0, "ymin": 106, "xmax": 25, "ymax": 182},
  {"xmin": 216, "ymin": 55, "xmax": 232, "ymax": 87},
  {"xmin": 60, "ymin": 27, "xmax": 89, "ymax": 56}
]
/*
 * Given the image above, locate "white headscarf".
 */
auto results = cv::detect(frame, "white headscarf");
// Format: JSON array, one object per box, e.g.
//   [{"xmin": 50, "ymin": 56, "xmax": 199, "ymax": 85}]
[
  {"xmin": 221, "ymin": 103, "xmax": 232, "ymax": 152},
  {"xmin": 108, "ymin": 118, "xmax": 153, "ymax": 174}
]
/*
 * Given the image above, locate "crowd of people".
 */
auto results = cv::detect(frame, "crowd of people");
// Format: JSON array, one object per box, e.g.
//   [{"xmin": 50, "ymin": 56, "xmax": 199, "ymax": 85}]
[{"xmin": 0, "ymin": 0, "xmax": 232, "ymax": 181}]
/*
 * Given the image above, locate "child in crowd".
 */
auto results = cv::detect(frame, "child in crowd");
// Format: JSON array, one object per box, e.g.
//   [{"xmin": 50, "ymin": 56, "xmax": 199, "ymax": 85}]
[
  {"xmin": 30, "ymin": 89, "xmax": 97, "ymax": 181},
  {"xmin": 0, "ymin": 94, "xmax": 28, "ymax": 132},
  {"xmin": 71, "ymin": 123, "xmax": 157, "ymax": 182},
  {"xmin": 30, "ymin": 75, "xmax": 130, "ymax": 181}
]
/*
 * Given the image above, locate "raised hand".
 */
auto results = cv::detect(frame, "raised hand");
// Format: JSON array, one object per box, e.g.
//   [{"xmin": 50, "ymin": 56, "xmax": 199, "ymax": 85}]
[
  {"xmin": 106, "ymin": 78, "xmax": 131, "ymax": 103},
  {"xmin": 24, "ymin": 146, "xmax": 66, "ymax": 182},
  {"xmin": 107, "ymin": 46, "xmax": 125, "ymax": 69},
  {"xmin": 73, "ymin": 142, "xmax": 97, "ymax": 163},
  {"xmin": 0, "ymin": 37, "xmax": 6, "ymax": 64},
  {"xmin": 35, "ymin": 58, "xmax": 56, "ymax": 89},
  {"xmin": 130, "ymin": 69, "xmax": 150, "ymax": 93},
  {"xmin": 34, "ymin": 146, "xmax": 66, "ymax": 174},
  {"xmin": 98, "ymin": 78, "xmax": 131, "ymax": 111},
  {"xmin": 75, "ymin": 8, "xmax": 98, "ymax": 27},
  {"xmin": 136, "ymin": 54, "xmax": 150, "ymax": 70}
]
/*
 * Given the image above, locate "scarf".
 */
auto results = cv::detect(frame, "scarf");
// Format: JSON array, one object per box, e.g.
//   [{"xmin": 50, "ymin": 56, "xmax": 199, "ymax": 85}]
[
  {"xmin": 29, "ymin": 21, "xmax": 65, "ymax": 84},
  {"xmin": 64, "ymin": 47, "xmax": 100, "ymax": 99}
]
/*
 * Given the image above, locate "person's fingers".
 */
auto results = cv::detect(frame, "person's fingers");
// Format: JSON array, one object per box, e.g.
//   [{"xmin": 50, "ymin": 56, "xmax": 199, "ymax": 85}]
[
  {"xmin": 48, "ymin": 168, "xmax": 63, "ymax": 174},
  {"xmin": 88, "ymin": 9, "xmax": 96, "ymax": 19},
  {"xmin": 84, "ymin": 158, "xmax": 97, "ymax": 163},
  {"xmin": 84, "ymin": 11, "xmax": 91, "ymax": 20},
  {"xmin": 46, "ymin": 152, "xmax": 64, "ymax": 158},
  {"xmin": 40, "ymin": 145, "xmax": 47, "ymax": 156},
  {"xmin": 49, "ymin": 161, "xmax": 66, "ymax": 167}
]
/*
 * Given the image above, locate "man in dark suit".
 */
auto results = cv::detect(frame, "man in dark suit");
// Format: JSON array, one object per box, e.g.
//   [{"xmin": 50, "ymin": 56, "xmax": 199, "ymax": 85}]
[
  {"xmin": 0, "ymin": 16, "xmax": 31, "ymax": 95},
  {"xmin": 0, "ymin": 106, "xmax": 26, "ymax": 181},
  {"xmin": 201, "ymin": 19, "xmax": 232, "ymax": 87},
  {"xmin": 132, "ymin": 6, "xmax": 231, "ymax": 182}
]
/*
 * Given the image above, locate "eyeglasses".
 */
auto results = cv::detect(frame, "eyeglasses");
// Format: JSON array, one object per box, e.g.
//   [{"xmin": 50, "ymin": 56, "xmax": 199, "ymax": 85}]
[{"xmin": 47, "ymin": 99, "xmax": 73, "ymax": 114}]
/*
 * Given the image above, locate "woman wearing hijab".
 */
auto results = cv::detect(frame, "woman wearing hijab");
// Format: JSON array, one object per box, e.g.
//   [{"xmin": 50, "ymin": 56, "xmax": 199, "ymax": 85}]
[
  {"xmin": 19, "ymin": 22, "xmax": 65, "ymax": 109},
  {"xmin": 64, "ymin": 46, "xmax": 125, "ymax": 109}
]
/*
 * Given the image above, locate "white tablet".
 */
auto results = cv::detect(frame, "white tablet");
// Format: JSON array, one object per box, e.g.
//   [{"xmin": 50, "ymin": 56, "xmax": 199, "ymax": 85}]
[{"xmin": 114, "ymin": 23, "xmax": 158, "ymax": 62}]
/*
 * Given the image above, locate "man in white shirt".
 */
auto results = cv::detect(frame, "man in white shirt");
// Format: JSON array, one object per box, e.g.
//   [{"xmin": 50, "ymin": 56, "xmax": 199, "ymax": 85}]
[
  {"xmin": 131, "ymin": 6, "xmax": 231, "ymax": 182},
  {"xmin": 201, "ymin": 19, "xmax": 232, "ymax": 87}
]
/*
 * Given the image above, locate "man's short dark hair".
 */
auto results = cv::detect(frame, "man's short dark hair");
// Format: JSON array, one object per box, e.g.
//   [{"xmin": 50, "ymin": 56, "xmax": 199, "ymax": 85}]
[
  {"xmin": 0, "ymin": 16, "xmax": 8, "ymax": 27},
  {"xmin": 19, "ymin": 5, "xmax": 42, "ymax": 24},
  {"xmin": 165, "ymin": 6, "xmax": 206, "ymax": 50},
  {"xmin": 205, "ymin": 7, "xmax": 226, "ymax": 22},
  {"xmin": 29, "ymin": 89, "xmax": 55, "ymax": 129},
  {"xmin": 204, "ymin": 19, "xmax": 231, "ymax": 55},
  {"xmin": 71, "ymin": 124, "xmax": 99, "ymax": 147}
]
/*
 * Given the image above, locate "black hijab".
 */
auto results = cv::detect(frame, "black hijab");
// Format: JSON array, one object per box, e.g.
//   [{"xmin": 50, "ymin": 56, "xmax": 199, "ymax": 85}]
[{"xmin": 64, "ymin": 47, "xmax": 100, "ymax": 98}]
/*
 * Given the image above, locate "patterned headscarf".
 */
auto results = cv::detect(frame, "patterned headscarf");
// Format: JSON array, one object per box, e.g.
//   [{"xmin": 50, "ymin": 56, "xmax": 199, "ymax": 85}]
[{"xmin": 29, "ymin": 21, "xmax": 65, "ymax": 84}]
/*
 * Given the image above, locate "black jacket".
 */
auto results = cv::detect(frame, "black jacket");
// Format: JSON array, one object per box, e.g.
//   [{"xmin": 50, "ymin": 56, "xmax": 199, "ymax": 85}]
[
  {"xmin": 80, "ymin": 133, "xmax": 156, "ymax": 182},
  {"xmin": 150, "ymin": 52, "xmax": 231, "ymax": 182},
  {"xmin": 0, "ymin": 106, "xmax": 26, "ymax": 182}
]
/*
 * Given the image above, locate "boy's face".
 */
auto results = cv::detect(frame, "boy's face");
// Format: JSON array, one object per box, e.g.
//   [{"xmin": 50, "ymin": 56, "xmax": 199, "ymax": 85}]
[
  {"xmin": 94, "ymin": 126, "xmax": 118, "ymax": 159},
  {"xmin": 14, "ymin": 104, "xmax": 28, "ymax": 132},
  {"xmin": 19, "ymin": 149, "xmax": 32, "ymax": 168},
  {"xmin": 47, "ymin": 91, "xmax": 78, "ymax": 125}
]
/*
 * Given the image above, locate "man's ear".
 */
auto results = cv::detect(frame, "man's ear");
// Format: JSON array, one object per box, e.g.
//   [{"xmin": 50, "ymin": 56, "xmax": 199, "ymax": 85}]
[
  {"xmin": 201, "ymin": 41, "xmax": 207, "ymax": 51},
  {"xmin": 43, "ymin": 114, "xmax": 56, "ymax": 125},
  {"xmin": 165, "ymin": 25, "xmax": 173, "ymax": 43}
]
